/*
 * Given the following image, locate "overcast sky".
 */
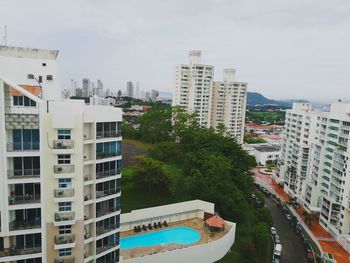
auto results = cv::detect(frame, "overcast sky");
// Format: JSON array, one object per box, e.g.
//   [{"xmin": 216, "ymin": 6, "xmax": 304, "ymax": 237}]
[{"xmin": 0, "ymin": 0, "xmax": 350, "ymax": 102}]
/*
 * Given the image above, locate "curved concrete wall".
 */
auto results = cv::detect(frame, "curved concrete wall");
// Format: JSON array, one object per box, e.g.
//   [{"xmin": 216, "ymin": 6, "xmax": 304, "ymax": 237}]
[{"xmin": 121, "ymin": 222, "xmax": 236, "ymax": 263}]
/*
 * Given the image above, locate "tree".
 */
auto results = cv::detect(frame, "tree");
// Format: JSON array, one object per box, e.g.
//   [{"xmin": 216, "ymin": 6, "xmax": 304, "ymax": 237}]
[
  {"xmin": 132, "ymin": 157, "xmax": 172, "ymax": 194},
  {"xmin": 252, "ymin": 222, "xmax": 270, "ymax": 259}
]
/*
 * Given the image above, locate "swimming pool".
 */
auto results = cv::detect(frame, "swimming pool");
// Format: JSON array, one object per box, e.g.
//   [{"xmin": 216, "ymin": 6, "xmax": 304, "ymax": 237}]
[{"xmin": 120, "ymin": 227, "xmax": 201, "ymax": 250}]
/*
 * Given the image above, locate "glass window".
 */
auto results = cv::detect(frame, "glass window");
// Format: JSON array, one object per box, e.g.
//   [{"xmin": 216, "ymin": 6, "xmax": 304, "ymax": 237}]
[
  {"xmin": 58, "ymin": 154, "xmax": 71, "ymax": 164},
  {"xmin": 58, "ymin": 129, "xmax": 71, "ymax": 140},
  {"xmin": 59, "ymin": 248, "xmax": 72, "ymax": 256},
  {"xmin": 58, "ymin": 202, "xmax": 72, "ymax": 212},
  {"xmin": 58, "ymin": 178, "xmax": 72, "ymax": 188},
  {"xmin": 59, "ymin": 225, "xmax": 72, "ymax": 234}
]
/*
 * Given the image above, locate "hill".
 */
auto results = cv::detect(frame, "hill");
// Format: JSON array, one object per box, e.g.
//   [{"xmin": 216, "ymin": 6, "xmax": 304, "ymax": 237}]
[{"xmin": 247, "ymin": 92, "xmax": 309, "ymax": 107}]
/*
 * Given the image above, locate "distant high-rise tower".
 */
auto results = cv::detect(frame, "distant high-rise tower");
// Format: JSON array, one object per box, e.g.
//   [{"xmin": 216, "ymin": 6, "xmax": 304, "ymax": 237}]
[
  {"xmin": 126, "ymin": 81, "xmax": 134, "ymax": 98},
  {"xmin": 82, "ymin": 78, "xmax": 91, "ymax": 97},
  {"xmin": 173, "ymin": 51, "xmax": 247, "ymax": 143},
  {"xmin": 151, "ymin": 89, "xmax": 159, "ymax": 101},
  {"xmin": 70, "ymin": 79, "xmax": 77, "ymax": 97}
]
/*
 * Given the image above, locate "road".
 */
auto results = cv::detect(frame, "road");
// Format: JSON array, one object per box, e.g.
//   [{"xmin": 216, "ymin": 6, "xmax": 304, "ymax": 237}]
[{"xmin": 265, "ymin": 197, "xmax": 307, "ymax": 263}]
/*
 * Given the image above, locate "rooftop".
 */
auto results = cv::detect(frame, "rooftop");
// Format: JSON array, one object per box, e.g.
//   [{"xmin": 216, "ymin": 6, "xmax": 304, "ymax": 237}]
[
  {"xmin": 120, "ymin": 217, "xmax": 231, "ymax": 260},
  {"xmin": 0, "ymin": 45, "xmax": 59, "ymax": 60},
  {"xmin": 253, "ymin": 144, "xmax": 281, "ymax": 152}
]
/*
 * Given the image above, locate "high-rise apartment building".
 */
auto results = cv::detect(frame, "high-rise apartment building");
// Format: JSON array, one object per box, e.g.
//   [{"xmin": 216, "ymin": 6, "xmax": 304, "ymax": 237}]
[
  {"xmin": 0, "ymin": 46, "xmax": 122, "ymax": 263},
  {"xmin": 70, "ymin": 79, "xmax": 77, "ymax": 97},
  {"xmin": 82, "ymin": 78, "xmax": 91, "ymax": 98},
  {"xmin": 276, "ymin": 102, "xmax": 350, "ymax": 241},
  {"xmin": 211, "ymin": 69, "xmax": 247, "ymax": 143},
  {"xmin": 150, "ymin": 89, "xmax": 159, "ymax": 101},
  {"xmin": 126, "ymin": 82, "xmax": 134, "ymax": 98},
  {"xmin": 173, "ymin": 51, "xmax": 247, "ymax": 142}
]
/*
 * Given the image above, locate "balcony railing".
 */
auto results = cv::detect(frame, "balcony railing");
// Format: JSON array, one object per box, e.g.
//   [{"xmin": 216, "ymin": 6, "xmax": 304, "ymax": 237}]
[
  {"xmin": 9, "ymin": 219, "xmax": 41, "ymax": 231},
  {"xmin": 54, "ymin": 164, "xmax": 74, "ymax": 174},
  {"xmin": 54, "ymin": 188, "xmax": 74, "ymax": 198},
  {"xmin": 96, "ymin": 152, "xmax": 118, "ymax": 160},
  {"xmin": 96, "ymin": 207, "xmax": 119, "ymax": 218},
  {"xmin": 96, "ymin": 169, "xmax": 121, "ymax": 179},
  {"xmin": 55, "ymin": 256, "xmax": 74, "ymax": 263},
  {"xmin": 9, "ymin": 194, "xmax": 40, "ymax": 205},
  {"xmin": 6, "ymin": 142, "xmax": 39, "ymax": 152},
  {"xmin": 96, "ymin": 131, "xmax": 122, "ymax": 139},
  {"xmin": 96, "ymin": 243, "xmax": 118, "ymax": 254},
  {"xmin": 55, "ymin": 212, "xmax": 75, "ymax": 222},
  {"xmin": 53, "ymin": 140, "xmax": 74, "ymax": 149},
  {"xmin": 96, "ymin": 188, "xmax": 119, "ymax": 198},
  {"xmin": 0, "ymin": 246, "xmax": 41, "ymax": 257},
  {"xmin": 7, "ymin": 169, "xmax": 40, "ymax": 178},
  {"xmin": 55, "ymin": 234, "xmax": 75, "ymax": 245},
  {"xmin": 96, "ymin": 225, "xmax": 118, "ymax": 236}
]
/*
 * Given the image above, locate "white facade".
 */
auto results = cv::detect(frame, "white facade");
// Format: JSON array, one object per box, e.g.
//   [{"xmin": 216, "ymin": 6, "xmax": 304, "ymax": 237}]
[
  {"xmin": 276, "ymin": 102, "xmax": 350, "ymax": 243},
  {"xmin": 253, "ymin": 144, "xmax": 280, "ymax": 165},
  {"xmin": 0, "ymin": 46, "xmax": 122, "ymax": 263},
  {"xmin": 173, "ymin": 51, "xmax": 247, "ymax": 142}
]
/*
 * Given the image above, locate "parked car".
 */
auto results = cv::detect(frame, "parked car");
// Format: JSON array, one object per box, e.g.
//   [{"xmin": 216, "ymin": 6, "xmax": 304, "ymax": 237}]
[
  {"xmin": 271, "ymin": 227, "xmax": 277, "ymax": 236},
  {"xmin": 306, "ymin": 249, "xmax": 314, "ymax": 262},
  {"xmin": 286, "ymin": 214, "xmax": 292, "ymax": 221},
  {"xmin": 275, "ymin": 234, "xmax": 281, "ymax": 244},
  {"xmin": 274, "ymin": 244, "xmax": 282, "ymax": 258}
]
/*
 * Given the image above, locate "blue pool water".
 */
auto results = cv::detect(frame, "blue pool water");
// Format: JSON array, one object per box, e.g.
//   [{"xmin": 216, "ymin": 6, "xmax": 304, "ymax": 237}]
[{"xmin": 120, "ymin": 227, "xmax": 201, "ymax": 250}]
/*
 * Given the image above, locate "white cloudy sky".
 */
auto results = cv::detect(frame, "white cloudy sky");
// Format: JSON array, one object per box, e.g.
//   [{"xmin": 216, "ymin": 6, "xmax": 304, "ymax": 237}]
[{"xmin": 0, "ymin": 0, "xmax": 350, "ymax": 102}]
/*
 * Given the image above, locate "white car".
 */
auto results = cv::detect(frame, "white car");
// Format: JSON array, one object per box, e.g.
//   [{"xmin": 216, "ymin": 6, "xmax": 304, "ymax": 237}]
[{"xmin": 271, "ymin": 227, "xmax": 277, "ymax": 236}]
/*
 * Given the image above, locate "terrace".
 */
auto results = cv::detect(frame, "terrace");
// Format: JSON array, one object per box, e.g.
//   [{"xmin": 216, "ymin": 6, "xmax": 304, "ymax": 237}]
[
  {"xmin": 119, "ymin": 200, "xmax": 236, "ymax": 262},
  {"xmin": 120, "ymin": 217, "xmax": 231, "ymax": 260}
]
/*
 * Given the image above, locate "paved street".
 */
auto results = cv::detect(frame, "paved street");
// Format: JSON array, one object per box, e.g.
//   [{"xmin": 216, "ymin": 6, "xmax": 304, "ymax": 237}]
[{"xmin": 265, "ymin": 197, "xmax": 307, "ymax": 263}]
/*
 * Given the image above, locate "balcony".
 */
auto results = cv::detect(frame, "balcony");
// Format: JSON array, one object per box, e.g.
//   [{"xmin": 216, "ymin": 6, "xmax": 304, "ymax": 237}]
[
  {"xmin": 96, "ymin": 131, "xmax": 122, "ymax": 139},
  {"xmin": 9, "ymin": 194, "xmax": 40, "ymax": 205},
  {"xmin": 7, "ymin": 169, "xmax": 40, "ymax": 179},
  {"xmin": 96, "ymin": 207, "xmax": 119, "ymax": 218},
  {"xmin": 96, "ymin": 243, "xmax": 118, "ymax": 254},
  {"xmin": 55, "ymin": 256, "xmax": 74, "ymax": 263},
  {"xmin": 6, "ymin": 142, "xmax": 39, "ymax": 152},
  {"xmin": 96, "ymin": 169, "xmax": 121, "ymax": 179},
  {"xmin": 0, "ymin": 246, "xmax": 41, "ymax": 257},
  {"xmin": 53, "ymin": 140, "xmax": 74, "ymax": 149},
  {"xmin": 96, "ymin": 152, "xmax": 118, "ymax": 160},
  {"xmin": 55, "ymin": 212, "xmax": 75, "ymax": 222},
  {"xmin": 96, "ymin": 225, "xmax": 118, "ymax": 236},
  {"xmin": 55, "ymin": 234, "xmax": 75, "ymax": 245},
  {"xmin": 96, "ymin": 188, "xmax": 119, "ymax": 199},
  {"xmin": 54, "ymin": 164, "xmax": 74, "ymax": 174},
  {"xmin": 54, "ymin": 189, "xmax": 74, "ymax": 198},
  {"xmin": 9, "ymin": 219, "xmax": 41, "ymax": 231}
]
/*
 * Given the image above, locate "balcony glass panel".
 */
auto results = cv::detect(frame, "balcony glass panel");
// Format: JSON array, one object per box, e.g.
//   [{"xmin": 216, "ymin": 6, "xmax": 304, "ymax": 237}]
[{"xmin": 53, "ymin": 140, "xmax": 74, "ymax": 149}]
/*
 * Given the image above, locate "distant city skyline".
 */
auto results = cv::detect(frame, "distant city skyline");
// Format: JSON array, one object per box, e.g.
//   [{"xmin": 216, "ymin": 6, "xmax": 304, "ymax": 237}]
[{"xmin": 1, "ymin": 0, "xmax": 350, "ymax": 102}]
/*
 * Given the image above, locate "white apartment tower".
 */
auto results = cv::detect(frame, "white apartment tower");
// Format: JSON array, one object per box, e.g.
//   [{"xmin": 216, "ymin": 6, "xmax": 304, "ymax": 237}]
[
  {"xmin": 0, "ymin": 46, "xmax": 122, "ymax": 263},
  {"xmin": 276, "ymin": 102, "xmax": 350, "ymax": 241},
  {"xmin": 173, "ymin": 51, "xmax": 247, "ymax": 142}
]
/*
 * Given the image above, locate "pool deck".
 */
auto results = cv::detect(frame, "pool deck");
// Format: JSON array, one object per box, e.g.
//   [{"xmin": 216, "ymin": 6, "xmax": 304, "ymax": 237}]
[{"xmin": 120, "ymin": 217, "xmax": 231, "ymax": 260}]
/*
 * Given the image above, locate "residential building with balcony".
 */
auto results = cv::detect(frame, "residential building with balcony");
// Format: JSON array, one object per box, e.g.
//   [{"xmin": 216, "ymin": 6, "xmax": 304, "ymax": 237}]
[
  {"xmin": 275, "ymin": 102, "xmax": 350, "ymax": 245},
  {"xmin": 0, "ymin": 45, "xmax": 122, "ymax": 263},
  {"xmin": 172, "ymin": 51, "xmax": 247, "ymax": 143}
]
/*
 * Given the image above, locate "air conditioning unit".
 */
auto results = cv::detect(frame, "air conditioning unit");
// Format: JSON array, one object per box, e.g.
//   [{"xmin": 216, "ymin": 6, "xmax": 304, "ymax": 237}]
[
  {"xmin": 27, "ymin": 74, "xmax": 34, "ymax": 79},
  {"xmin": 58, "ymin": 191, "xmax": 64, "ymax": 196},
  {"xmin": 56, "ymin": 167, "xmax": 63, "ymax": 172},
  {"xmin": 46, "ymin": 75, "xmax": 53, "ymax": 80},
  {"xmin": 56, "ymin": 142, "xmax": 63, "ymax": 148}
]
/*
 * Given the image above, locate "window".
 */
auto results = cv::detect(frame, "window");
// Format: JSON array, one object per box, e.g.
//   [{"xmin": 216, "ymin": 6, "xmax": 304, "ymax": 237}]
[
  {"xmin": 58, "ymin": 154, "xmax": 71, "ymax": 164},
  {"xmin": 38, "ymin": 76, "xmax": 42, "ymax": 83},
  {"xmin": 58, "ymin": 129, "xmax": 71, "ymax": 140},
  {"xmin": 59, "ymin": 248, "xmax": 72, "ymax": 256},
  {"xmin": 59, "ymin": 225, "xmax": 71, "ymax": 234},
  {"xmin": 58, "ymin": 202, "xmax": 72, "ymax": 212},
  {"xmin": 12, "ymin": 129, "xmax": 39, "ymax": 150},
  {"xmin": 17, "ymin": 96, "xmax": 36, "ymax": 107},
  {"xmin": 42, "ymin": 63, "xmax": 46, "ymax": 66},
  {"xmin": 58, "ymin": 178, "xmax": 72, "ymax": 188}
]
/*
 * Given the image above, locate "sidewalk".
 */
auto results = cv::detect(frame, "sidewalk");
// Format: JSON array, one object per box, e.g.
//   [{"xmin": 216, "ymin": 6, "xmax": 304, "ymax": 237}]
[{"xmin": 252, "ymin": 167, "xmax": 350, "ymax": 263}]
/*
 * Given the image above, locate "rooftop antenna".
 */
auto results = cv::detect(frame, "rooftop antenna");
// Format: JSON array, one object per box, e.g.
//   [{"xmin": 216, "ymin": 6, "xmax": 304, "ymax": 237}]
[{"xmin": 3, "ymin": 25, "xmax": 7, "ymax": 45}]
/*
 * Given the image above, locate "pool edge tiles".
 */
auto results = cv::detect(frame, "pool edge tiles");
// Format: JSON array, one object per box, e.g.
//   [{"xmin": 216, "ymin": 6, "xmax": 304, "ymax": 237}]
[{"xmin": 120, "ymin": 226, "xmax": 201, "ymax": 250}]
